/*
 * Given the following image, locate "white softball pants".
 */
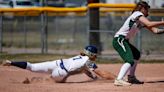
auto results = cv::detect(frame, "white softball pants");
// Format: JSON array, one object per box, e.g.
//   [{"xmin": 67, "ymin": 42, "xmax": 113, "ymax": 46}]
[{"xmin": 26, "ymin": 60, "xmax": 68, "ymax": 82}]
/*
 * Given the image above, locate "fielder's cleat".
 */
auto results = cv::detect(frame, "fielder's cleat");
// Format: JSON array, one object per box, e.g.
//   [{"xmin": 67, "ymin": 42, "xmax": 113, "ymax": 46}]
[
  {"xmin": 114, "ymin": 79, "xmax": 132, "ymax": 86},
  {"xmin": 2, "ymin": 60, "xmax": 12, "ymax": 66},
  {"xmin": 128, "ymin": 75, "xmax": 144, "ymax": 84}
]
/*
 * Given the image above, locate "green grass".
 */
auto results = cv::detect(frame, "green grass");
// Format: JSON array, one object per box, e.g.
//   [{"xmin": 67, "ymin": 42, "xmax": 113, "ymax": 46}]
[
  {"xmin": 0, "ymin": 53, "xmax": 164, "ymax": 64},
  {"xmin": 0, "ymin": 53, "xmax": 73, "ymax": 63}
]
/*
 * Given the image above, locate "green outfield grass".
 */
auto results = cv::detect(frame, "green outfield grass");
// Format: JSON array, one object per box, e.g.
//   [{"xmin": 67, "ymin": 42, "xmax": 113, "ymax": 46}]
[
  {"xmin": 0, "ymin": 53, "xmax": 72, "ymax": 63},
  {"xmin": 0, "ymin": 53, "xmax": 164, "ymax": 64}
]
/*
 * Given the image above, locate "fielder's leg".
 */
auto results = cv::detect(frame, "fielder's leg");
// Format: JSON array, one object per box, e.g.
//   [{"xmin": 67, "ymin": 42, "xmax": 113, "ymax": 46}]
[
  {"xmin": 128, "ymin": 60, "xmax": 144, "ymax": 84},
  {"xmin": 128, "ymin": 44, "xmax": 144, "ymax": 84},
  {"xmin": 113, "ymin": 37, "xmax": 133, "ymax": 86}
]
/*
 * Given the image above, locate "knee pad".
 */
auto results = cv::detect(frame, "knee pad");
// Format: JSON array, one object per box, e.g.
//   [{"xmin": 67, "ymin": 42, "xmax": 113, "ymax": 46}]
[
  {"xmin": 135, "ymin": 53, "xmax": 141, "ymax": 60},
  {"xmin": 133, "ymin": 51, "xmax": 141, "ymax": 60}
]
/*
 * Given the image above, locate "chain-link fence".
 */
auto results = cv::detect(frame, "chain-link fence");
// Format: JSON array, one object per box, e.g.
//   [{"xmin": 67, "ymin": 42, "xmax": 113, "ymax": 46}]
[{"xmin": 1, "ymin": 11, "xmax": 164, "ymax": 55}]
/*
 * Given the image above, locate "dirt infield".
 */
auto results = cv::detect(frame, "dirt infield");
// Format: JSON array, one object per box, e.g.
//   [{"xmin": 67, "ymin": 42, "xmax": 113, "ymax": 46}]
[{"xmin": 0, "ymin": 64, "xmax": 164, "ymax": 92}]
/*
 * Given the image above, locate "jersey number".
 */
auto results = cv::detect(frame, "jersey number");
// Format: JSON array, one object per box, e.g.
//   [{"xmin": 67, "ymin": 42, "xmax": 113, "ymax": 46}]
[{"xmin": 73, "ymin": 56, "xmax": 82, "ymax": 60}]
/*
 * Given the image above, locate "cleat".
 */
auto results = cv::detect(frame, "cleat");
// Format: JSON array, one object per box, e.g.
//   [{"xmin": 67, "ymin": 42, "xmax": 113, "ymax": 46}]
[
  {"xmin": 2, "ymin": 60, "xmax": 12, "ymax": 66},
  {"xmin": 114, "ymin": 79, "xmax": 132, "ymax": 86},
  {"xmin": 128, "ymin": 75, "xmax": 144, "ymax": 84}
]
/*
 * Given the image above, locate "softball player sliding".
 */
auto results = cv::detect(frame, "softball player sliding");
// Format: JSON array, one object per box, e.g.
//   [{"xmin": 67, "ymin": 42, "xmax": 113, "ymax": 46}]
[
  {"xmin": 3, "ymin": 45, "xmax": 116, "ymax": 83},
  {"xmin": 113, "ymin": 1, "xmax": 164, "ymax": 86}
]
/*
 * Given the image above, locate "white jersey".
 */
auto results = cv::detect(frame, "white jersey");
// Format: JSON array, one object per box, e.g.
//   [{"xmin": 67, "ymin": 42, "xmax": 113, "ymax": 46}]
[
  {"xmin": 63, "ymin": 55, "xmax": 97, "ymax": 73},
  {"xmin": 27, "ymin": 55, "xmax": 97, "ymax": 82},
  {"xmin": 114, "ymin": 11, "xmax": 144, "ymax": 39}
]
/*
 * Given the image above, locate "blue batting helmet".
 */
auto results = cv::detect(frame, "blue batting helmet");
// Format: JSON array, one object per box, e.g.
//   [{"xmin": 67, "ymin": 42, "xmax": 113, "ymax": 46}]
[{"xmin": 84, "ymin": 45, "xmax": 98, "ymax": 56}]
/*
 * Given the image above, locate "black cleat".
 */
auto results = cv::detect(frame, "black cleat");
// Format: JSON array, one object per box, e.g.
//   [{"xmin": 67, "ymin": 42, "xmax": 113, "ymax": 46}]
[{"xmin": 128, "ymin": 75, "xmax": 144, "ymax": 84}]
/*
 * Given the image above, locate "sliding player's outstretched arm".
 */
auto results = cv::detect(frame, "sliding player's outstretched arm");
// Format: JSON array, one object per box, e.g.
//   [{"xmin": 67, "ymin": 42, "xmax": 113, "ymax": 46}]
[
  {"xmin": 93, "ymin": 68, "xmax": 116, "ymax": 80},
  {"xmin": 84, "ymin": 67, "xmax": 116, "ymax": 80}
]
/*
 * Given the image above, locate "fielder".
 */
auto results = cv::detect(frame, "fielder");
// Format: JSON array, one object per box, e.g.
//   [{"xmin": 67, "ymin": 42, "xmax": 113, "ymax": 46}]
[
  {"xmin": 113, "ymin": 1, "xmax": 164, "ymax": 86},
  {"xmin": 3, "ymin": 45, "xmax": 116, "ymax": 83}
]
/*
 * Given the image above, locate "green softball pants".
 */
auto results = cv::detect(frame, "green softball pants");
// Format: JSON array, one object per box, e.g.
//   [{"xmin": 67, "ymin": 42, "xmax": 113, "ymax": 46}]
[{"xmin": 112, "ymin": 35, "xmax": 141, "ymax": 66}]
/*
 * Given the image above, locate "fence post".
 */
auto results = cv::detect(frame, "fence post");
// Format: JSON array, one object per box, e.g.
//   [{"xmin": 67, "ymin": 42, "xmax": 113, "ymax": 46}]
[
  {"xmin": 41, "ymin": 0, "xmax": 48, "ymax": 54},
  {"xmin": 41, "ymin": 12, "xmax": 48, "ymax": 54},
  {"xmin": 88, "ymin": 0, "xmax": 102, "ymax": 54},
  {"xmin": 23, "ymin": 16, "xmax": 27, "ymax": 52},
  {"xmin": 0, "ymin": 13, "xmax": 3, "ymax": 53}
]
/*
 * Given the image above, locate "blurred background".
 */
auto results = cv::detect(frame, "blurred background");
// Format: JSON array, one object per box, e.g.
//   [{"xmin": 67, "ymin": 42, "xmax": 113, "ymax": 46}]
[{"xmin": 0, "ymin": 0, "xmax": 164, "ymax": 61}]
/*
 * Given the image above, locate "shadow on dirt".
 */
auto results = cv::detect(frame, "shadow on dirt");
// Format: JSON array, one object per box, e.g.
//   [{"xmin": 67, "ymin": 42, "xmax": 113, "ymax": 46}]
[
  {"xmin": 65, "ymin": 79, "xmax": 114, "ymax": 84},
  {"xmin": 145, "ymin": 80, "xmax": 164, "ymax": 83}
]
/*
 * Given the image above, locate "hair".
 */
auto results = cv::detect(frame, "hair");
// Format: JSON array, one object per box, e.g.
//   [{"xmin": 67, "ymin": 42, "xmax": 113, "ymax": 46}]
[
  {"xmin": 80, "ymin": 51, "xmax": 86, "ymax": 56},
  {"xmin": 132, "ymin": 1, "xmax": 150, "ymax": 13}
]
